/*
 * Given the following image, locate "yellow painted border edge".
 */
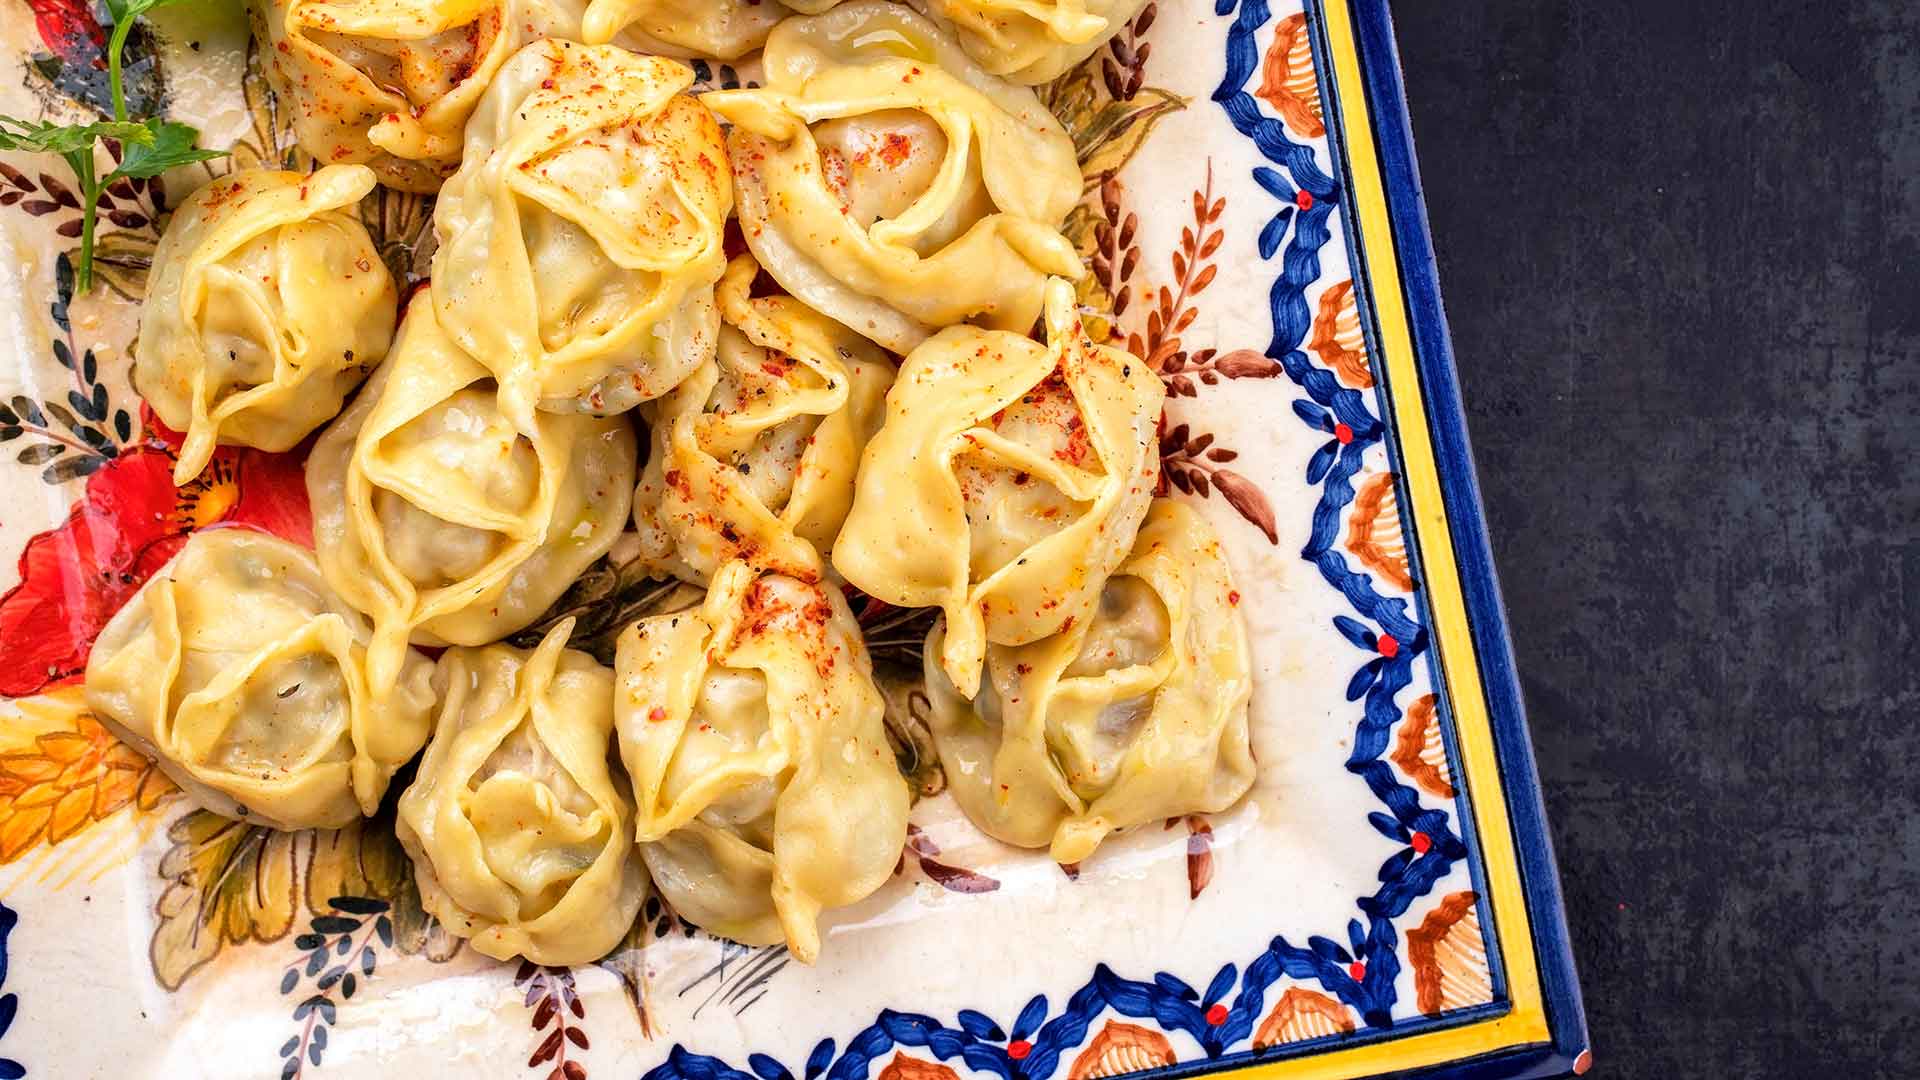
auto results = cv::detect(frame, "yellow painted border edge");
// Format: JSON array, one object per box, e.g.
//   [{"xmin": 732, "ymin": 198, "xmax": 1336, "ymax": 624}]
[{"xmin": 1210, "ymin": 2, "xmax": 1555, "ymax": 1077}]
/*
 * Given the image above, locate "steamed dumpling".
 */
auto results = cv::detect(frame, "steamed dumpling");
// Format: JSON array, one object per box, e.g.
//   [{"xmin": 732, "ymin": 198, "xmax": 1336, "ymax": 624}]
[
  {"xmin": 137, "ymin": 166, "xmax": 395, "ymax": 485},
  {"xmin": 306, "ymin": 289, "xmax": 636, "ymax": 694},
  {"xmin": 631, "ymin": 253, "xmax": 894, "ymax": 585},
  {"xmin": 703, "ymin": 0, "xmax": 1083, "ymax": 354},
  {"xmin": 397, "ymin": 621, "xmax": 649, "ymax": 965},
  {"xmin": 85, "ymin": 530, "xmax": 435, "ymax": 831},
  {"xmin": 922, "ymin": 499, "xmax": 1255, "ymax": 863},
  {"xmin": 432, "ymin": 38, "xmax": 731, "ymax": 421},
  {"xmin": 615, "ymin": 562, "xmax": 910, "ymax": 963},
  {"xmin": 834, "ymin": 277, "xmax": 1162, "ymax": 696},
  {"xmin": 918, "ymin": 0, "xmax": 1152, "ymax": 84},
  {"xmin": 251, "ymin": 0, "xmax": 515, "ymax": 192}
]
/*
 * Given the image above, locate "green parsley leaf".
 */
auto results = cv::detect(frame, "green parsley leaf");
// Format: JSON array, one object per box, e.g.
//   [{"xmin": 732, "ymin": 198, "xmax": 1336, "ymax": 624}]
[
  {"xmin": 105, "ymin": 0, "xmax": 199, "ymax": 121},
  {"xmin": 110, "ymin": 118, "xmax": 226, "ymax": 180},
  {"xmin": 0, "ymin": 117, "xmax": 151, "ymax": 156},
  {"xmin": 0, "ymin": 0, "xmax": 223, "ymax": 293}
]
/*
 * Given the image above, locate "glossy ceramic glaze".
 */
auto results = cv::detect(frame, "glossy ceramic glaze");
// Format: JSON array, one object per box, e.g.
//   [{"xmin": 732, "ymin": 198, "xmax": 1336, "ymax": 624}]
[{"xmin": 0, "ymin": 1, "xmax": 1585, "ymax": 1077}]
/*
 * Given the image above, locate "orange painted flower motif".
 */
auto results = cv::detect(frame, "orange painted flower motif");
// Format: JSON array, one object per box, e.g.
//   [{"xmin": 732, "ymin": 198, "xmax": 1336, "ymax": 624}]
[
  {"xmin": 1068, "ymin": 1021, "xmax": 1175, "ymax": 1080},
  {"xmin": 1252, "ymin": 987, "xmax": 1354, "ymax": 1049},
  {"xmin": 0, "ymin": 412, "xmax": 311, "ymax": 698},
  {"xmin": 1390, "ymin": 693, "xmax": 1456, "ymax": 799},
  {"xmin": 877, "ymin": 1054, "xmax": 961, "ymax": 1080},
  {"xmin": 1309, "ymin": 281, "xmax": 1371, "ymax": 389},
  {"xmin": 1346, "ymin": 471, "xmax": 1412, "ymax": 592},
  {"xmin": 0, "ymin": 691, "xmax": 175, "ymax": 863},
  {"xmin": 1407, "ymin": 891, "xmax": 1493, "ymax": 1016},
  {"xmin": 1255, "ymin": 13, "xmax": 1324, "ymax": 138}
]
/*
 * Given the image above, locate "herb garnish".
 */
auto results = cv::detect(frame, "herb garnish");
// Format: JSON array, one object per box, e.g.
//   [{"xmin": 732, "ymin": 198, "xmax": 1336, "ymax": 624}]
[{"xmin": 0, "ymin": 0, "xmax": 226, "ymax": 291}]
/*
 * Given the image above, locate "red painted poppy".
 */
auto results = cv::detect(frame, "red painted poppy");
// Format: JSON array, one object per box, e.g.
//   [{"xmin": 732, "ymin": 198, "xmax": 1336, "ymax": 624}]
[
  {"xmin": 27, "ymin": 0, "xmax": 104, "ymax": 66},
  {"xmin": 0, "ymin": 414, "xmax": 312, "ymax": 698}
]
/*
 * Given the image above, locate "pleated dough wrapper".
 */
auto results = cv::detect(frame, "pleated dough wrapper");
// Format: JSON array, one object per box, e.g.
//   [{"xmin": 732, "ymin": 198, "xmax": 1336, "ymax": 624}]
[
  {"xmin": 834, "ymin": 278, "xmax": 1162, "ymax": 695},
  {"xmin": 307, "ymin": 288, "xmax": 636, "ymax": 693},
  {"xmin": 918, "ymin": 0, "xmax": 1152, "ymax": 84},
  {"xmin": 397, "ymin": 621, "xmax": 649, "ymax": 965},
  {"xmin": 251, "ymin": 0, "xmax": 515, "ymax": 192},
  {"xmin": 615, "ymin": 562, "xmax": 910, "ymax": 963},
  {"xmin": 432, "ymin": 39, "xmax": 731, "ymax": 421},
  {"xmin": 84, "ymin": 530, "xmax": 435, "ymax": 831},
  {"xmin": 631, "ymin": 253, "xmax": 894, "ymax": 585},
  {"xmin": 923, "ymin": 499, "xmax": 1255, "ymax": 863},
  {"xmin": 137, "ymin": 166, "xmax": 395, "ymax": 485},
  {"xmin": 539, "ymin": 0, "xmax": 838, "ymax": 59},
  {"xmin": 703, "ymin": 0, "xmax": 1083, "ymax": 354}
]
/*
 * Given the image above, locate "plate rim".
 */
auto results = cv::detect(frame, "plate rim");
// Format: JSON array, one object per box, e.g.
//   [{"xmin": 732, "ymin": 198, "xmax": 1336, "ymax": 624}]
[{"xmin": 1304, "ymin": 0, "xmax": 1594, "ymax": 1076}]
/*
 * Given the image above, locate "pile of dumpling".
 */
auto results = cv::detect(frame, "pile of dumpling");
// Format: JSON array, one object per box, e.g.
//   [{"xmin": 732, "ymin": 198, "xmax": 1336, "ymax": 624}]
[{"xmin": 89, "ymin": 0, "xmax": 1256, "ymax": 968}]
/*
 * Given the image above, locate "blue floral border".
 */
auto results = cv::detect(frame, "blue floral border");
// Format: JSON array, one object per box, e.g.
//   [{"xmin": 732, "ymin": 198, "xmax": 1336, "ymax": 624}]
[{"xmin": 642, "ymin": 5, "xmax": 1519, "ymax": 1080}]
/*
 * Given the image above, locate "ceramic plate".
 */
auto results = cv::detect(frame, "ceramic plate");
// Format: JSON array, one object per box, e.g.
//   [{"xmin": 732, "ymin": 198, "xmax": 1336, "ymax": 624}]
[{"xmin": 0, "ymin": 1, "xmax": 1587, "ymax": 1077}]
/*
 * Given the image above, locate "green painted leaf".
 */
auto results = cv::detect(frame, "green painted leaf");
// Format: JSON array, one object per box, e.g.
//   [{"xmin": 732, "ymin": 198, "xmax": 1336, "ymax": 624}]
[{"xmin": 1077, "ymin": 88, "xmax": 1189, "ymax": 185}]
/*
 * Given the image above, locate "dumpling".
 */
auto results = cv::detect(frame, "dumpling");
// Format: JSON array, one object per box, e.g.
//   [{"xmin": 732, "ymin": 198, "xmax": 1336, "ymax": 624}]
[
  {"xmin": 631, "ymin": 253, "xmax": 894, "ymax": 585},
  {"xmin": 918, "ymin": 0, "xmax": 1152, "ymax": 84},
  {"xmin": 396, "ymin": 620, "xmax": 649, "ymax": 965},
  {"xmin": 84, "ymin": 530, "xmax": 435, "ymax": 831},
  {"xmin": 702, "ymin": 0, "xmax": 1083, "ymax": 354},
  {"xmin": 834, "ymin": 277, "xmax": 1163, "ymax": 696},
  {"xmin": 136, "ymin": 166, "xmax": 396, "ymax": 485},
  {"xmin": 251, "ymin": 0, "xmax": 515, "ymax": 193},
  {"xmin": 614, "ymin": 561, "xmax": 910, "ymax": 963},
  {"xmin": 564, "ymin": 0, "xmax": 840, "ymax": 59},
  {"xmin": 922, "ymin": 499, "xmax": 1255, "ymax": 863},
  {"xmin": 306, "ymin": 288, "xmax": 636, "ymax": 694},
  {"xmin": 432, "ymin": 39, "xmax": 731, "ymax": 421}
]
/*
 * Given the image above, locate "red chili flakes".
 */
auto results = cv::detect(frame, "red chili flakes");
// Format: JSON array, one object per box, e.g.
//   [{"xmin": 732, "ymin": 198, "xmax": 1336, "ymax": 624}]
[
  {"xmin": 1227, "ymin": 590, "xmax": 1241, "ymax": 606},
  {"xmin": 877, "ymin": 132, "xmax": 912, "ymax": 168},
  {"xmin": 647, "ymin": 706, "xmax": 667, "ymax": 723}
]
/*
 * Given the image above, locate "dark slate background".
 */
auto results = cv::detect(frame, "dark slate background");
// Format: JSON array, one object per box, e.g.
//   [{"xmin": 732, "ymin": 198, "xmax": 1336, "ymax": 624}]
[{"xmin": 1390, "ymin": 1, "xmax": 1920, "ymax": 1075}]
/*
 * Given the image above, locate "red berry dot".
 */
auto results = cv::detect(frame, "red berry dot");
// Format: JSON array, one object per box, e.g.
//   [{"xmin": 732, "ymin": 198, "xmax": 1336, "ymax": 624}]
[
  {"xmin": 1008, "ymin": 1041, "xmax": 1032, "ymax": 1061},
  {"xmin": 1205, "ymin": 1004, "xmax": 1228, "ymax": 1026},
  {"xmin": 1296, "ymin": 189, "xmax": 1314, "ymax": 210},
  {"xmin": 1411, "ymin": 831, "xmax": 1432, "ymax": 854},
  {"xmin": 1348, "ymin": 961, "xmax": 1366, "ymax": 981},
  {"xmin": 1378, "ymin": 634, "xmax": 1400, "ymax": 658},
  {"xmin": 1334, "ymin": 422, "xmax": 1354, "ymax": 444}
]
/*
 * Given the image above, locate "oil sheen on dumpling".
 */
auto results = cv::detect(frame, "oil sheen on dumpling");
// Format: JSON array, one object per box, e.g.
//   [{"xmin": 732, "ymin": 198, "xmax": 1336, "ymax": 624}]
[
  {"xmin": 834, "ymin": 278, "xmax": 1162, "ymax": 696},
  {"xmin": 397, "ymin": 620, "xmax": 648, "ymax": 965},
  {"xmin": 702, "ymin": 0, "xmax": 1083, "ymax": 354},
  {"xmin": 432, "ymin": 39, "xmax": 731, "ymax": 421},
  {"xmin": 85, "ymin": 530, "xmax": 435, "ymax": 831},
  {"xmin": 918, "ymin": 0, "xmax": 1152, "ymax": 84},
  {"xmin": 631, "ymin": 253, "xmax": 894, "ymax": 585},
  {"xmin": 922, "ymin": 499, "xmax": 1254, "ymax": 863},
  {"xmin": 564, "ymin": 0, "xmax": 840, "ymax": 58},
  {"xmin": 615, "ymin": 561, "xmax": 910, "ymax": 963},
  {"xmin": 306, "ymin": 288, "xmax": 636, "ymax": 695},
  {"xmin": 251, "ymin": 0, "xmax": 515, "ymax": 192},
  {"xmin": 137, "ymin": 166, "xmax": 395, "ymax": 486}
]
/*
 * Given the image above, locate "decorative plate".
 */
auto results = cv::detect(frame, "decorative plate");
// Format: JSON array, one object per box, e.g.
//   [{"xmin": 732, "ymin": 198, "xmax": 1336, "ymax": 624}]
[{"xmin": 0, "ymin": 0, "xmax": 1589, "ymax": 1078}]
